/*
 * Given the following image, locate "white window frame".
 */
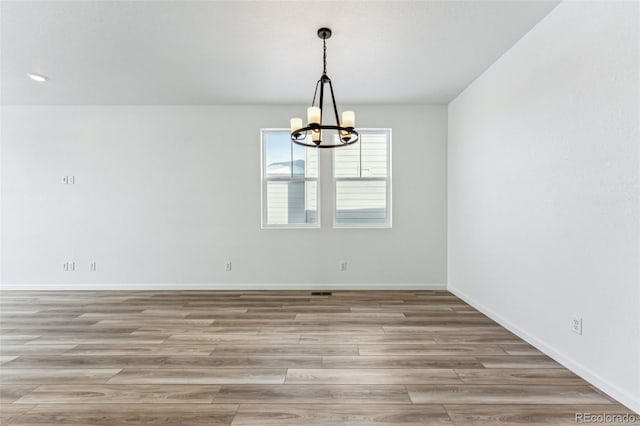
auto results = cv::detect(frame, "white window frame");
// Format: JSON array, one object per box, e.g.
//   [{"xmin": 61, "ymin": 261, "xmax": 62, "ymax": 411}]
[
  {"xmin": 260, "ymin": 128, "xmax": 320, "ymax": 229},
  {"xmin": 332, "ymin": 128, "xmax": 392, "ymax": 229}
]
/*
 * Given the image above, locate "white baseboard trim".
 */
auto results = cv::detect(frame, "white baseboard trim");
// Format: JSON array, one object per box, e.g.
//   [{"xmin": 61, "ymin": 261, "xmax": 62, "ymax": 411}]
[
  {"xmin": 0, "ymin": 282, "xmax": 447, "ymax": 291},
  {"xmin": 448, "ymin": 285, "xmax": 640, "ymax": 415}
]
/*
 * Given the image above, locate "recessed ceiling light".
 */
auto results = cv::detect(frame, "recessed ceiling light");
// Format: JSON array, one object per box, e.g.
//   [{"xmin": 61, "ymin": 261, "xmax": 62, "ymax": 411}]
[{"xmin": 27, "ymin": 73, "xmax": 48, "ymax": 83}]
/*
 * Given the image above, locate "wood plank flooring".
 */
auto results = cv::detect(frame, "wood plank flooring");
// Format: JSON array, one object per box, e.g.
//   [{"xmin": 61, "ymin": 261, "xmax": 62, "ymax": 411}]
[{"xmin": 0, "ymin": 290, "xmax": 634, "ymax": 425}]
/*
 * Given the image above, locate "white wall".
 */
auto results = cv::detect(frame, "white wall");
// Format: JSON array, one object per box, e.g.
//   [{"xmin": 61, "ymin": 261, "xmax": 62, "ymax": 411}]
[
  {"xmin": 448, "ymin": 0, "xmax": 639, "ymax": 413},
  {"xmin": 1, "ymin": 105, "xmax": 447, "ymax": 289}
]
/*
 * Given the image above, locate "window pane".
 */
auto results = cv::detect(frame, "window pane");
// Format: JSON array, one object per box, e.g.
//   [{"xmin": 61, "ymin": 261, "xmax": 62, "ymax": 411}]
[
  {"xmin": 334, "ymin": 140, "xmax": 360, "ymax": 177},
  {"xmin": 266, "ymin": 132, "xmax": 318, "ymax": 178},
  {"xmin": 292, "ymin": 142, "xmax": 318, "ymax": 178},
  {"xmin": 265, "ymin": 133, "xmax": 292, "ymax": 176},
  {"xmin": 335, "ymin": 180, "xmax": 386, "ymax": 224},
  {"xmin": 361, "ymin": 132, "xmax": 388, "ymax": 177},
  {"xmin": 334, "ymin": 132, "xmax": 388, "ymax": 178},
  {"xmin": 266, "ymin": 180, "xmax": 318, "ymax": 225}
]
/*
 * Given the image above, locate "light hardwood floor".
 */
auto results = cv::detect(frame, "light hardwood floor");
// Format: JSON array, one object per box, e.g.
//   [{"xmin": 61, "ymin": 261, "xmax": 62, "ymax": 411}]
[{"xmin": 0, "ymin": 290, "xmax": 633, "ymax": 425}]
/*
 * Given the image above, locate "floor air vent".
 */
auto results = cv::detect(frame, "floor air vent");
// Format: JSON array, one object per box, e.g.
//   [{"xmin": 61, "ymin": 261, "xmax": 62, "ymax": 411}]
[{"xmin": 311, "ymin": 291, "xmax": 332, "ymax": 296}]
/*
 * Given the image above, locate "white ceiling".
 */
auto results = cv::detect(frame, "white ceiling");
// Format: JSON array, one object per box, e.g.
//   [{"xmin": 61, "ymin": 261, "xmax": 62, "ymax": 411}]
[{"xmin": 1, "ymin": 0, "xmax": 560, "ymax": 105}]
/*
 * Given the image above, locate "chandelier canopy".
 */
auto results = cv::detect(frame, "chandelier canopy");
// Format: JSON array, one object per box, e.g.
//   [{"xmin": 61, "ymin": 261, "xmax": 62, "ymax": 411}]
[{"xmin": 290, "ymin": 28, "xmax": 359, "ymax": 148}]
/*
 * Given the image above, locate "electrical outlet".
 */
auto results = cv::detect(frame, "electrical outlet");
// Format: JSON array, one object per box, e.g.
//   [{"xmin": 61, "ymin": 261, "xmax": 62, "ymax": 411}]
[
  {"xmin": 62, "ymin": 175, "xmax": 75, "ymax": 185},
  {"xmin": 63, "ymin": 261, "xmax": 76, "ymax": 272},
  {"xmin": 340, "ymin": 261, "xmax": 347, "ymax": 272},
  {"xmin": 90, "ymin": 262, "xmax": 97, "ymax": 272},
  {"xmin": 225, "ymin": 261, "xmax": 232, "ymax": 272},
  {"xmin": 571, "ymin": 316, "xmax": 582, "ymax": 335}
]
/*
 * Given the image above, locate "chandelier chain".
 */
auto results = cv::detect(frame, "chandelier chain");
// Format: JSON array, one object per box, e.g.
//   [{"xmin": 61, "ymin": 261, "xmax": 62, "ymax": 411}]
[{"xmin": 323, "ymin": 38, "xmax": 327, "ymax": 75}]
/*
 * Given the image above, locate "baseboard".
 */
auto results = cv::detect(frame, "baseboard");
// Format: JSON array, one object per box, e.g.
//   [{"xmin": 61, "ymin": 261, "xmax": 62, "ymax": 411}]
[
  {"xmin": 0, "ymin": 282, "xmax": 447, "ymax": 291},
  {"xmin": 448, "ymin": 285, "xmax": 640, "ymax": 415}
]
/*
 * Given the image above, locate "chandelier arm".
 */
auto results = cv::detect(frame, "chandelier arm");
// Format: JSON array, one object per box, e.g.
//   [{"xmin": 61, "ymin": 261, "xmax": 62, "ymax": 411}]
[
  {"xmin": 311, "ymin": 79, "xmax": 321, "ymax": 107},
  {"xmin": 318, "ymin": 78, "xmax": 325, "ymax": 126},
  {"xmin": 327, "ymin": 79, "xmax": 341, "ymax": 130}
]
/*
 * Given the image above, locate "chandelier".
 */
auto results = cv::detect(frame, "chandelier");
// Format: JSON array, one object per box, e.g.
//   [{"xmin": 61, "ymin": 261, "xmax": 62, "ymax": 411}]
[{"xmin": 290, "ymin": 28, "xmax": 359, "ymax": 148}]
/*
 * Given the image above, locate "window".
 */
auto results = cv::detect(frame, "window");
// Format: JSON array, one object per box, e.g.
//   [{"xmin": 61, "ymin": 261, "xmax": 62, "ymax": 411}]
[
  {"xmin": 261, "ymin": 129, "xmax": 319, "ymax": 228},
  {"xmin": 333, "ymin": 129, "xmax": 392, "ymax": 228}
]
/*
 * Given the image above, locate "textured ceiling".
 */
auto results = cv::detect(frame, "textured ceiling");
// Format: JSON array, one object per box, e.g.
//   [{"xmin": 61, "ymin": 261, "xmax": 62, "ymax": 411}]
[{"xmin": 1, "ymin": 0, "xmax": 560, "ymax": 105}]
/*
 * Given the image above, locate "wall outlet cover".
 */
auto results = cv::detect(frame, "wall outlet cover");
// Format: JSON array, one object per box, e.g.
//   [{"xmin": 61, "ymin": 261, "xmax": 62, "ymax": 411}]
[{"xmin": 571, "ymin": 316, "xmax": 582, "ymax": 335}]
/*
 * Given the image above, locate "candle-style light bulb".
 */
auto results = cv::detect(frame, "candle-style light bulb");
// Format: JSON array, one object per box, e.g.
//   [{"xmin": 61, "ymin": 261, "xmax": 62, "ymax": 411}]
[
  {"xmin": 341, "ymin": 111, "xmax": 355, "ymax": 128},
  {"xmin": 312, "ymin": 129, "xmax": 322, "ymax": 143},
  {"xmin": 290, "ymin": 118, "xmax": 303, "ymax": 133},
  {"xmin": 308, "ymin": 107, "xmax": 321, "ymax": 126}
]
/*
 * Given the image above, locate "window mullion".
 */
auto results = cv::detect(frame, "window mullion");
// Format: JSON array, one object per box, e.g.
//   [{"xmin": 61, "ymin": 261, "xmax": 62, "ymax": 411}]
[
  {"xmin": 335, "ymin": 177, "xmax": 386, "ymax": 182},
  {"xmin": 359, "ymin": 139, "xmax": 363, "ymax": 178}
]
